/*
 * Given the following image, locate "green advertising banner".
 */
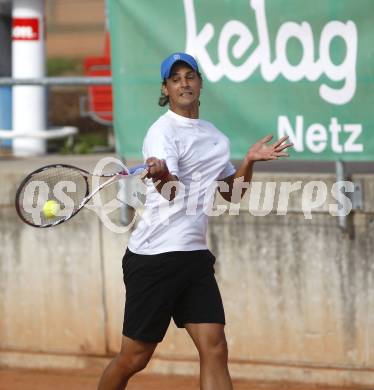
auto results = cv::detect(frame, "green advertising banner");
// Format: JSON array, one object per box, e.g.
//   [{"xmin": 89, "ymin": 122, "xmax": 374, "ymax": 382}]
[{"xmin": 109, "ymin": 0, "xmax": 374, "ymax": 161}]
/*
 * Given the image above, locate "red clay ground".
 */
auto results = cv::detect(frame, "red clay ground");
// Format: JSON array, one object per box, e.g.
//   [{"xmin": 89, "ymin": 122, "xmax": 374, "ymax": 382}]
[{"xmin": 0, "ymin": 369, "xmax": 371, "ymax": 390}]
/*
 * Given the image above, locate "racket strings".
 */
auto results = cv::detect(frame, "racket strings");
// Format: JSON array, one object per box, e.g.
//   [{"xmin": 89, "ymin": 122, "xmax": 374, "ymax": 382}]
[{"xmin": 17, "ymin": 166, "xmax": 89, "ymax": 227}]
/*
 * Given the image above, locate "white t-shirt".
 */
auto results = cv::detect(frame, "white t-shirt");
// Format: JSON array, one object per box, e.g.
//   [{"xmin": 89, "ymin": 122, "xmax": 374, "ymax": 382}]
[{"xmin": 128, "ymin": 109, "xmax": 236, "ymax": 255}]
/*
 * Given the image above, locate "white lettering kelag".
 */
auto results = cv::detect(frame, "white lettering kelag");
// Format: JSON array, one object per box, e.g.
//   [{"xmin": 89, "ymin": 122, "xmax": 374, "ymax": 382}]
[{"xmin": 184, "ymin": 0, "xmax": 358, "ymax": 105}]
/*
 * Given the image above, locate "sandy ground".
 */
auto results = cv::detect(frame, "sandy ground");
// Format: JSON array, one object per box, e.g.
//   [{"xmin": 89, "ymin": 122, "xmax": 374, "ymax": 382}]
[{"xmin": 0, "ymin": 369, "xmax": 371, "ymax": 390}]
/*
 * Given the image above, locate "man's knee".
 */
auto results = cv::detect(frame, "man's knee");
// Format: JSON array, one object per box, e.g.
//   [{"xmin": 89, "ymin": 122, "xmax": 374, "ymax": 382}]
[
  {"xmin": 116, "ymin": 343, "xmax": 155, "ymax": 375},
  {"xmin": 116, "ymin": 335, "xmax": 158, "ymax": 374},
  {"xmin": 200, "ymin": 338, "xmax": 228, "ymax": 363},
  {"xmin": 129, "ymin": 352, "xmax": 151, "ymax": 374}
]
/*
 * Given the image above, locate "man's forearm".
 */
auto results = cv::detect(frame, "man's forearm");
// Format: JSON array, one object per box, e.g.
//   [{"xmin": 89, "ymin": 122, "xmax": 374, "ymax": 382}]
[
  {"xmin": 234, "ymin": 156, "xmax": 255, "ymax": 184},
  {"xmin": 220, "ymin": 158, "xmax": 255, "ymax": 202}
]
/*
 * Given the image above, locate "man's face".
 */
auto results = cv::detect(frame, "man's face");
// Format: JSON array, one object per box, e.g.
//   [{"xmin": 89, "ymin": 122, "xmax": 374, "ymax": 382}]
[{"xmin": 162, "ymin": 63, "xmax": 202, "ymax": 110}]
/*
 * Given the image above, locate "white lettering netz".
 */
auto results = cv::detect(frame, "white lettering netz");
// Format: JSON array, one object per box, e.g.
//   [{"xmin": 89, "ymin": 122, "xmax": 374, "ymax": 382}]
[{"xmin": 184, "ymin": 0, "xmax": 358, "ymax": 105}]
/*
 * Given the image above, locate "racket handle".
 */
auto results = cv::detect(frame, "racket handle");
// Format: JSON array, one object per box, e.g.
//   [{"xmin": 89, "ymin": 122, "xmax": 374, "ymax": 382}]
[{"xmin": 128, "ymin": 164, "xmax": 148, "ymax": 175}]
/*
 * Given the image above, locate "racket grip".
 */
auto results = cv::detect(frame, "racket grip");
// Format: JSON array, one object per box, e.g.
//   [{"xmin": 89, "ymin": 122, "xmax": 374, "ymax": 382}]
[{"xmin": 128, "ymin": 164, "xmax": 148, "ymax": 174}]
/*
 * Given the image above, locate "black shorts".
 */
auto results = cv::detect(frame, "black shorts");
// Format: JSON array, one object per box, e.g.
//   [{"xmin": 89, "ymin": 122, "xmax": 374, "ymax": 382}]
[{"xmin": 122, "ymin": 248, "xmax": 225, "ymax": 343}]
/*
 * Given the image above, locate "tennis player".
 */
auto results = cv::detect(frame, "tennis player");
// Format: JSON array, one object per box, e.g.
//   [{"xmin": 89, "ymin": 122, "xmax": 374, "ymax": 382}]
[{"xmin": 98, "ymin": 53, "xmax": 292, "ymax": 390}]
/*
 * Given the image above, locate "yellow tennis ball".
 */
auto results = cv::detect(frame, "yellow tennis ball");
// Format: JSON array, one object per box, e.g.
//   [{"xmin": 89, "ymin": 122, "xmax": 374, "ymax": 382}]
[{"xmin": 42, "ymin": 200, "xmax": 60, "ymax": 219}]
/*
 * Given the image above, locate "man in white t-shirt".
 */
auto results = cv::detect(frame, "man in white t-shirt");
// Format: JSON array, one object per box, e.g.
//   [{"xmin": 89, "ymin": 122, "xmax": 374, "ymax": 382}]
[{"xmin": 98, "ymin": 53, "xmax": 292, "ymax": 390}]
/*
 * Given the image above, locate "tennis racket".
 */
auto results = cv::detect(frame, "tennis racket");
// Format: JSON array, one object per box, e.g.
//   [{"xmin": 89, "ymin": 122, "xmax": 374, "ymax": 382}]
[{"xmin": 15, "ymin": 163, "xmax": 147, "ymax": 228}]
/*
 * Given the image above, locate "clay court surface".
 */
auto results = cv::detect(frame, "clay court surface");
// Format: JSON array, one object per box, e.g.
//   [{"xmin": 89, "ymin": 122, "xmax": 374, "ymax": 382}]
[{"xmin": 0, "ymin": 369, "xmax": 370, "ymax": 390}]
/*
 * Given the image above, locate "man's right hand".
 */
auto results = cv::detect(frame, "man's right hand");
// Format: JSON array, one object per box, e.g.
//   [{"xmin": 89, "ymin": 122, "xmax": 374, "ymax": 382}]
[
  {"xmin": 145, "ymin": 157, "xmax": 179, "ymax": 201},
  {"xmin": 146, "ymin": 157, "xmax": 170, "ymax": 181}
]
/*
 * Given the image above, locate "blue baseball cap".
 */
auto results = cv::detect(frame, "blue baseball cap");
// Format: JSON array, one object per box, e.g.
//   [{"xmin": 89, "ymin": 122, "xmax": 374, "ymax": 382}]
[{"xmin": 160, "ymin": 52, "xmax": 199, "ymax": 80}]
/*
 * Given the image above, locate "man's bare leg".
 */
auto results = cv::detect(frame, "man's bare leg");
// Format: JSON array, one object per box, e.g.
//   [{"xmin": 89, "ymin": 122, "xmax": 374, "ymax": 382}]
[
  {"xmin": 185, "ymin": 323, "xmax": 233, "ymax": 390},
  {"xmin": 97, "ymin": 336, "xmax": 157, "ymax": 390}
]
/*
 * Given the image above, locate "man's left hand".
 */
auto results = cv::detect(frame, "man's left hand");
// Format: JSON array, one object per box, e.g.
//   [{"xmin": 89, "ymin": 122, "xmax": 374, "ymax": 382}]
[{"xmin": 245, "ymin": 135, "xmax": 293, "ymax": 163}]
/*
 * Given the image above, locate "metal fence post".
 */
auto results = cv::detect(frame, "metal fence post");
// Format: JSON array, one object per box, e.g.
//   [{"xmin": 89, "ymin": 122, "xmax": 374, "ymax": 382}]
[{"xmin": 0, "ymin": 3, "xmax": 12, "ymax": 148}]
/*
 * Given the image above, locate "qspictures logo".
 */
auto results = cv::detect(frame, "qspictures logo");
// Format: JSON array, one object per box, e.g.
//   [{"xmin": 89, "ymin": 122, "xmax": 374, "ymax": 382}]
[
  {"xmin": 12, "ymin": 18, "xmax": 40, "ymax": 41},
  {"xmin": 20, "ymin": 157, "xmax": 356, "ymax": 233}
]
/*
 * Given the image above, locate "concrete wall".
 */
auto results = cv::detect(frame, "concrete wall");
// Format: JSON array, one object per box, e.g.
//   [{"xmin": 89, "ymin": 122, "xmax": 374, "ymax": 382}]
[{"xmin": 0, "ymin": 155, "xmax": 373, "ymax": 386}]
